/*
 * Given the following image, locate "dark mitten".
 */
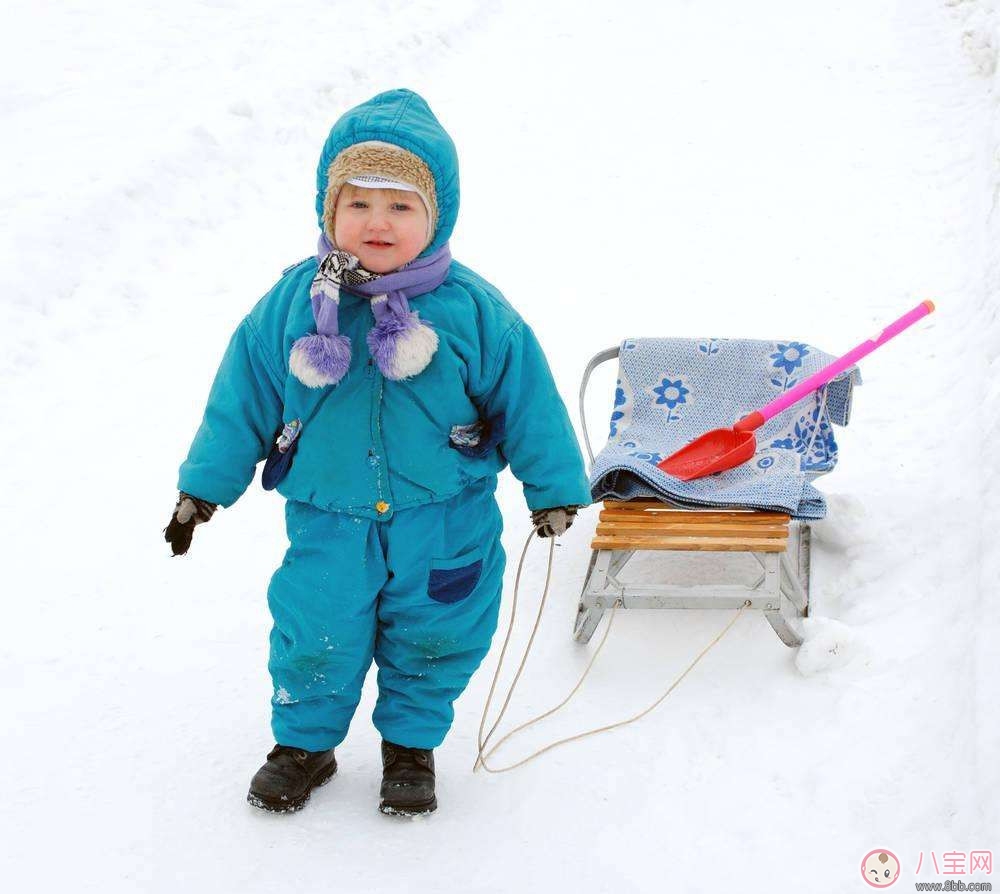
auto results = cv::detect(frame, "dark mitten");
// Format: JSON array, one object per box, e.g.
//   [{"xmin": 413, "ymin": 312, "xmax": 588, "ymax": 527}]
[
  {"xmin": 530, "ymin": 506, "xmax": 579, "ymax": 538},
  {"xmin": 164, "ymin": 492, "xmax": 218, "ymax": 556}
]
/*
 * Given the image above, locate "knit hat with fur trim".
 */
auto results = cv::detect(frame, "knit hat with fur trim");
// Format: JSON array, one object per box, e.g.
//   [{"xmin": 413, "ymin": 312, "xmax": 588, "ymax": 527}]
[{"xmin": 322, "ymin": 141, "xmax": 438, "ymax": 251}]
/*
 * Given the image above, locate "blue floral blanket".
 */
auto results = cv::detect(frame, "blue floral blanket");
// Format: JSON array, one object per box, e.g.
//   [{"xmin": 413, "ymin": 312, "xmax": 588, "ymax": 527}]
[{"xmin": 589, "ymin": 338, "xmax": 860, "ymax": 519}]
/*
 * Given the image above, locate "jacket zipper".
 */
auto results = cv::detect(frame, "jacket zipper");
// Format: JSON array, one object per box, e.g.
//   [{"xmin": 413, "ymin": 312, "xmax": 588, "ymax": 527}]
[{"xmin": 369, "ymin": 358, "xmax": 388, "ymax": 511}]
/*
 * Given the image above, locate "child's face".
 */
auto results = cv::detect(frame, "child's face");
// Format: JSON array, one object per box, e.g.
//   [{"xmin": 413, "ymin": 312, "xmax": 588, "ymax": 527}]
[{"xmin": 333, "ymin": 184, "xmax": 429, "ymax": 273}]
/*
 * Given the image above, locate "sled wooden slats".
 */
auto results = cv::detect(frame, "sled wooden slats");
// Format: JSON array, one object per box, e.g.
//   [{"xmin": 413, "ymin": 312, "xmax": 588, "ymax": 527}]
[{"xmin": 591, "ymin": 500, "xmax": 790, "ymax": 552}]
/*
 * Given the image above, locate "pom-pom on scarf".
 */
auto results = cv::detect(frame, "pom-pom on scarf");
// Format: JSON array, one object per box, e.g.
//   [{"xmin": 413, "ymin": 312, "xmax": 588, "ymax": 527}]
[{"xmin": 289, "ymin": 234, "xmax": 452, "ymax": 387}]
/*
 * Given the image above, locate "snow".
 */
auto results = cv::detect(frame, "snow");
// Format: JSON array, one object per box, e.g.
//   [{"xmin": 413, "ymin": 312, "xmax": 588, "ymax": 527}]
[{"xmin": 1, "ymin": 0, "xmax": 996, "ymax": 891}]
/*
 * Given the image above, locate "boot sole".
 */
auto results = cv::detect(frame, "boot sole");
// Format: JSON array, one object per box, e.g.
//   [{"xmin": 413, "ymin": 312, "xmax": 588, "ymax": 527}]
[
  {"xmin": 378, "ymin": 795, "xmax": 437, "ymax": 817},
  {"xmin": 247, "ymin": 763, "xmax": 338, "ymax": 814}
]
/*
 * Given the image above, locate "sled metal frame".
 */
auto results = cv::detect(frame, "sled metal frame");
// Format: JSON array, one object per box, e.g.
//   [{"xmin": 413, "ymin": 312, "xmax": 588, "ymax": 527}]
[{"xmin": 576, "ymin": 347, "xmax": 811, "ymax": 648}]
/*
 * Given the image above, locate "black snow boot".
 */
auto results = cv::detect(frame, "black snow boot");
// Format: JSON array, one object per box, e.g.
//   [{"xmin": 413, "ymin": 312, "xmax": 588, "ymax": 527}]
[
  {"xmin": 247, "ymin": 744, "xmax": 337, "ymax": 813},
  {"xmin": 379, "ymin": 740, "xmax": 437, "ymax": 816}
]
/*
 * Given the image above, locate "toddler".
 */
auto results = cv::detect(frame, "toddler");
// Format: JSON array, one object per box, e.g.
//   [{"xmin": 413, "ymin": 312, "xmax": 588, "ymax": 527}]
[{"xmin": 165, "ymin": 89, "xmax": 590, "ymax": 816}]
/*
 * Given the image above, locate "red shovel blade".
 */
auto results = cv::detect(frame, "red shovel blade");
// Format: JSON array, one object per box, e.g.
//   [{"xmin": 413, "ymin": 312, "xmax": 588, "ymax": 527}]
[{"xmin": 657, "ymin": 427, "xmax": 758, "ymax": 481}]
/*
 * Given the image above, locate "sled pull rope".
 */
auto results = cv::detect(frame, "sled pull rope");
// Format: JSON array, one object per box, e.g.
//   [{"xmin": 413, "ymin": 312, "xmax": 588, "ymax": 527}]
[{"xmin": 473, "ymin": 529, "xmax": 750, "ymax": 774}]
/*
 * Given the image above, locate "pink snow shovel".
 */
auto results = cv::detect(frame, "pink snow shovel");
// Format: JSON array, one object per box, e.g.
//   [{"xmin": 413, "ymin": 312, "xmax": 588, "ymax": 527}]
[{"xmin": 658, "ymin": 300, "xmax": 936, "ymax": 481}]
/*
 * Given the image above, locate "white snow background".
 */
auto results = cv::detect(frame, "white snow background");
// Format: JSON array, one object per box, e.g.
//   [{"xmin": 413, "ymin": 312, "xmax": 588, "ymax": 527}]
[{"xmin": 1, "ymin": 1, "xmax": 997, "ymax": 891}]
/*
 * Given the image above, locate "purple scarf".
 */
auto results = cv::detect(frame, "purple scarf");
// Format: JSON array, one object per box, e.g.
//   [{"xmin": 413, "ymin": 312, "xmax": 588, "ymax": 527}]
[{"xmin": 288, "ymin": 235, "xmax": 452, "ymax": 387}]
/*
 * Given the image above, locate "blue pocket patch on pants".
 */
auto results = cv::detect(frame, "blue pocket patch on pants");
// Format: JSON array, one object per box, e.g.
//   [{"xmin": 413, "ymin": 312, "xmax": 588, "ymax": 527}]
[{"xmin": 428, "ymin": 550, "xmax": 484, "ymax": 604}]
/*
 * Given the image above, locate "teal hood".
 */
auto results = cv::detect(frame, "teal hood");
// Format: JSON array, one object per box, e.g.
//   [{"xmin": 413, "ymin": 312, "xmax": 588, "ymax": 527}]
[{"xmin": 314, "ymin": 89, "xmax": 460, "ymax": 258}]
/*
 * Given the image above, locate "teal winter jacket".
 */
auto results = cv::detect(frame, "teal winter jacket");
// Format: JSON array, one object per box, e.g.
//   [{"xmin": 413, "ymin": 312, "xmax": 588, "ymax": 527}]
[{"xmin": 177, "ymin": 89, "xmax": 591, "ymax": 521}]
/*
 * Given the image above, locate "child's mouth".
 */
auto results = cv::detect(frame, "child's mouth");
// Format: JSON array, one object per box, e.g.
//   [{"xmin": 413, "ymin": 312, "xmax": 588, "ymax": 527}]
[{"xmin": 365, "ymin": 240, "xmax": 394, "ymax": 248}]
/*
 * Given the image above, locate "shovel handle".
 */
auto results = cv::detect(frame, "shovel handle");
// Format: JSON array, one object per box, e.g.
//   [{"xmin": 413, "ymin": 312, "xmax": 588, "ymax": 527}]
[{"xmin": 733, "ymin": 300, "xmax": 935, "ymax": 433}]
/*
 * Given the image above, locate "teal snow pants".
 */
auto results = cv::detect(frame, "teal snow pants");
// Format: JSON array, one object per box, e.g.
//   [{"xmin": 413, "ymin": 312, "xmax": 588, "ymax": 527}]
[{"xmin": 266, "ymin": 476, "xmax": 505, "ymax": 751}]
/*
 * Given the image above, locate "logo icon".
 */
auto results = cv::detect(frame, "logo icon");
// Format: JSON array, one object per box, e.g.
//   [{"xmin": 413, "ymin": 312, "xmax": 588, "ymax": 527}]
[{"xmin": 860, "ymin": 849, "xmax": 900, "ymax": 887}]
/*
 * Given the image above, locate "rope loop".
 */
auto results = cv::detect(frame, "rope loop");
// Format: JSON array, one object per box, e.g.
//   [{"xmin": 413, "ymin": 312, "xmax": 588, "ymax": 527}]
[{"xmin": 473, "ymin": 526, "xmax": 748, "ymax": 774}]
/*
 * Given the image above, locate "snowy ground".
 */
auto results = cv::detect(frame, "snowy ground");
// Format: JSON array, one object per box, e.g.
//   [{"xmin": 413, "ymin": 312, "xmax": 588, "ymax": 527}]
[{"xmin": 1, "ymin": 1, "xmax": 997, "ymax": 891}]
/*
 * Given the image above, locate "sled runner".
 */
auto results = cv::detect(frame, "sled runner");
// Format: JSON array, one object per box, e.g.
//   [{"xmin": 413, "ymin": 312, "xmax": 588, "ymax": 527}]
[{"xmin": 575, "ymin": 499, "xmax": 810, "ymax": 646}]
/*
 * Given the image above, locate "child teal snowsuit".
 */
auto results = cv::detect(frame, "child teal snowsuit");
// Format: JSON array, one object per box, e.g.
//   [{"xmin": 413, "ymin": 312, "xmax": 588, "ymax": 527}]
[{"xmin": 177, "ymin": 89, "xmax": 590, "ymax": 751}]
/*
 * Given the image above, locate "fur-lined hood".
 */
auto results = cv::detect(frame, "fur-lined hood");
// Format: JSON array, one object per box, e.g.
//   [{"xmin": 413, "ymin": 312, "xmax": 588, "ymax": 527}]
[{"xmin": 315, "ymin": 89, "xmax": 460, "ymax": 259}]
